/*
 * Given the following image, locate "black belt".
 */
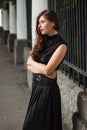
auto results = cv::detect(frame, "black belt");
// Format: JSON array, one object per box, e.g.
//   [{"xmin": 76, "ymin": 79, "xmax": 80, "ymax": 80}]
[{"xmin": 33, "ymin": 74, "xmax": 57, "ymax": 85}]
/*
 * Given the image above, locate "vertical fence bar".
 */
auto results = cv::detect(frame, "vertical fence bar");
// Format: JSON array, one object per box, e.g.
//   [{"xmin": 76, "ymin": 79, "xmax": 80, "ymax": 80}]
[
  {"xmin": 76, "ymin": 0, "xmax": 80, "ymax": 86},
  {"xmin": 85, "ymin": 0, "xmax": 87, "ymax": 72},
  {"xmin": 84, "ymin": 0, "xmax": 87, "ymax": 90},
  {"xmin": 79, "ymin": 0, "xmax": 82, "ymax": 69}
]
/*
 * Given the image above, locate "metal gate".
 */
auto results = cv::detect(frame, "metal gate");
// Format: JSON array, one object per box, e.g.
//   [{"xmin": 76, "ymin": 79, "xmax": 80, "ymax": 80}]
[{"xmin": 48, "ymin": 0, "xmax": 87, "ymax": 89}]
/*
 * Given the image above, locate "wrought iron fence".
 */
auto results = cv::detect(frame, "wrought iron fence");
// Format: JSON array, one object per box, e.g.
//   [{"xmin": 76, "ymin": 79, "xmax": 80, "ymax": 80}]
[{"xmin": 48, "ymin": 0, "xmax": 87, "ymax": 89}]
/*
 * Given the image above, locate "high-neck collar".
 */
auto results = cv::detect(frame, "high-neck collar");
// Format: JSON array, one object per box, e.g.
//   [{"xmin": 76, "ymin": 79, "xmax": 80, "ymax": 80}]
[
  {"xmin": 43, "ymin": 33, "xmax": 60, "ymax": 47},
  {"xmin": 46, "ymin": 33, "xmax": 60, "ymax": 40}
]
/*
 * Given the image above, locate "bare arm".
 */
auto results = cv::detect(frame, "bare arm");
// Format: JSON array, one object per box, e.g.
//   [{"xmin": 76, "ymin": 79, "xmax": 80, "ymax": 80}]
[
  {"xmin": 27, "ymin": 64, "xmax": 57, "ymax": 79},
  {"xmin": 27, "ymin": 44, "xmax": 67, "ymax": 75}
]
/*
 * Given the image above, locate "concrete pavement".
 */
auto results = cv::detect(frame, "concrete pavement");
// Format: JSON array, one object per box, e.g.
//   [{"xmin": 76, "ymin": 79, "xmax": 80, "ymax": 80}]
[{"xmin": 0, "ymin": 39, "xmax": 31, "ymax": 130}]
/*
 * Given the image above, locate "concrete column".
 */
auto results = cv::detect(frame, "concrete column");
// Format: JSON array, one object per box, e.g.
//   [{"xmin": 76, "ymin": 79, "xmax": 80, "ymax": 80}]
[
  {"xmin": 1, "ymin": 9, "xmax": 4, "ymax": 30},
  {"xmin": 9, "ymin": 3, "xmax": 16, "ymax": 34},
  {"xmin": 0, "ymin": 9, "xmax": 3, "ymax": 38},
  {"xmin": 0, "ymin": 9, "xmax": 2, "ymax": 27},
  {"xmin": 23, "ymin": 47, "xmax": 32, "ymax": 89},
  {"xmin": 2, "ymin": 9, "xmax": 9, "ymax": 44},
  {"xmin": 0, "ymin": 9, "xmax": 4, "ymax": 43},
  {"xmin": 14, "ymin": 0, "xmax": 27, "ymax": 65},
  {"xmin": 32, "ymin": 0, "xmax": 48, "ymax": 46},
  {"xmin": 7, "ymin": 2, "xmax": 16, "ymax": 52}
]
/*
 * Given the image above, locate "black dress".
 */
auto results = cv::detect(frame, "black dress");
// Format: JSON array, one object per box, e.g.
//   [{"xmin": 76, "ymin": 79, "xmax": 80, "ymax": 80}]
[{"xmin": 23, "ymin": 34, "xmax": 67, "ymax": 130}]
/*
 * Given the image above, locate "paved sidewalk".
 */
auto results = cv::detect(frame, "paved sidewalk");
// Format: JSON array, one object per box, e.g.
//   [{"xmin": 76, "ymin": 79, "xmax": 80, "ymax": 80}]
[{"xmin": 0, "ymin": 39, "xmax": 31, "ymax": 130}]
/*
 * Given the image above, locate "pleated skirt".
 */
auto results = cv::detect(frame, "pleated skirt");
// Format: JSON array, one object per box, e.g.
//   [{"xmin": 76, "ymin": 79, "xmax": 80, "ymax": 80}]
[{"xmin": 22, "ymin": 74, "xmax": 62, "ymax": 130}]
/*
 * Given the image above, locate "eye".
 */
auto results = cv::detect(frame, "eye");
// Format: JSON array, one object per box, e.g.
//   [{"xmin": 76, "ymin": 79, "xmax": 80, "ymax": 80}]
[
  {"xmin": 38, "ymin": 20, "xmax": 45, "ymax": 27},
  {"xmin": 39, "ymin": 20, "xmax": 45, "ymax": 24},
  {"xmin": 40, "ymin": 20, "xmax": 45, "ymax": 23}
]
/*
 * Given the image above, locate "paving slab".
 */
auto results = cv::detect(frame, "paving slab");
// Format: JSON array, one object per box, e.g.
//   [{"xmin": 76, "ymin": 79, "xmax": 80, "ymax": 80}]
[{"xmin": 0, "ymin": 41, "xmax": 31, "ymax": 130}]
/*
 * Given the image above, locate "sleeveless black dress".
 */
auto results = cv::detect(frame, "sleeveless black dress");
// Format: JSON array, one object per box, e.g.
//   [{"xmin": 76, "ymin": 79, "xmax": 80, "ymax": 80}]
[{"xmin": 23, "ymin": 34, "xmax": 67, "ymax": 130}]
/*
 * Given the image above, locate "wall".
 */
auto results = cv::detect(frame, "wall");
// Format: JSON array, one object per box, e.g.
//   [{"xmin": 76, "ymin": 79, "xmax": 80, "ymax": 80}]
[{"xmin": 57, "ymin": 71, "xmax": 83, "ymax": 130}]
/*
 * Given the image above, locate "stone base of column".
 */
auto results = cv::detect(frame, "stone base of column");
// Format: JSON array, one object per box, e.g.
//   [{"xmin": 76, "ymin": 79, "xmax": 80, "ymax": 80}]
[
  {"xmin": 77, "ymin": 92, "xmax": 87, "ymax": 122},
  {"xmin": 72, "ymin": 112, "xmax": 87, "ymax": 130},
  {"xmin": 0, "ymin": 27, "xmax": 3, "ymax": 38},
  {"xmin": 7, "ymin": 33, "xmax": 16, "ymax": 52},
  {"xmin": 23, "ymin": 47, "xmax": 32, "ymax": 89},
  {"xmin": 72, "ymin": 92, "xmax": 87, "ymax": 130},
  {"xmin": 14, "ymin": 39, "xmax": 28, "ymax": 65},
  {"xmin": 23, "ymin": 46, "xmax": 31, "ymax": 67},
  {"xmin": 2, "ymin": 30, "xmax": 9, "ymax": 44}
]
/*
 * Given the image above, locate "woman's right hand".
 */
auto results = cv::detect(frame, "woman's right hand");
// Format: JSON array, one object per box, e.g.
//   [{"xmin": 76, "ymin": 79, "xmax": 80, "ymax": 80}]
[{"xmin": 45, "ymin": 70, "xmax": 57, "ymax": 79}]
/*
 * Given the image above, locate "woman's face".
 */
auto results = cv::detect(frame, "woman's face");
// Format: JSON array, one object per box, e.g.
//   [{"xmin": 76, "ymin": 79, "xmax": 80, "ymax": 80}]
[{"xmin": 38, "ymin": 15, "xmax": 56, "ymax": 36}]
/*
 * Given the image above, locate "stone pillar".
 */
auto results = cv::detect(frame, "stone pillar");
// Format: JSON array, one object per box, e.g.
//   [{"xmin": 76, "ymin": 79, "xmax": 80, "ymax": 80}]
[
  {"xmin": 1, "ymin": 9, "xmax": 4, "ymax": 38},
  {"xmin": 7, "ymin": 2, "xmax": 16, "ymax": 52},
  {"xmin": 23, "ymin": 47, "xmax": 32, "ymax": 89},
  {"xmin": 2, "ymin": 9, "xmax": 9, "ymax": 44},
  {"xmin": 32, "ymin": 0, "xmax": 48, "ymax": 45},
  {"xmin": 72, "ymin": 91, "xmax": 87, "ymax": 130},
  {"xmin": 0, "ymin": 9, "xmax": 2, "ymax": 27},
  {"xmin": 0, "ymin": 9, "xmax": 3, "ymax": 38},
  {"xmin": 14, "ymin": 0, "xmax": 27, "ymax": 65}
]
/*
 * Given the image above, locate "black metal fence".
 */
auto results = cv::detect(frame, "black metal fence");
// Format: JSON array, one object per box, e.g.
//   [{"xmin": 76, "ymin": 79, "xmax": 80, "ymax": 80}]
[{"xmin": 48, "ymin": 0, "xmax": 87, "ymax": 89}]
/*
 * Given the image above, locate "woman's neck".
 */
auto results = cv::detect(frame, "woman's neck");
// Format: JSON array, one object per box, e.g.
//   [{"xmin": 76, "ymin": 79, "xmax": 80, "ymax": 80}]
[{"xmin": 47, "ymin": 30, "xmax": 59, "ymax": 36}]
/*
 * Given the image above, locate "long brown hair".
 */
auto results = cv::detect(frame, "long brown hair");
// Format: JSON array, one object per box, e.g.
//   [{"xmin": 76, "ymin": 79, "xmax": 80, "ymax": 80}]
[{"xmin": 31, "ymin": 10, "xmax": 60, "ymax": 60}]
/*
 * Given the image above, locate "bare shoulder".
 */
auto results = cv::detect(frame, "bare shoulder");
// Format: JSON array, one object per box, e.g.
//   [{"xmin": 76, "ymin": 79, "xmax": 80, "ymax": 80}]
[
  {"xmin": 48, "ymin": 43, "xmax": 67, "ymax": 66},
  {"xmin": 53, "ymin": 43, "xmax": 67, "ymax": 56}
]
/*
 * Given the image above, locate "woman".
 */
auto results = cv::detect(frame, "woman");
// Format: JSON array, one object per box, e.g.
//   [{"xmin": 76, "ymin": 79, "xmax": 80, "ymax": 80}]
[{"xmin": 23, "ymin": 10, "xmax": 67, "ymax": 130}]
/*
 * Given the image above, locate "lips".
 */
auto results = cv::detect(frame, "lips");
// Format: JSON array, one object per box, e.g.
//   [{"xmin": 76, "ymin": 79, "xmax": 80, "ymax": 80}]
[{"xmin": 40, "ymin": 28, "xmax": 43, "ymax": 32}]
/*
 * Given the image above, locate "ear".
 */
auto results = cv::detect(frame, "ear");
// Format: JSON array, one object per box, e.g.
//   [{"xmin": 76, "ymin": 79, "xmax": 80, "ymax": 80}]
[{"xmin": 52, "ymin": 22, "xmax": 55, "ymax": 28}]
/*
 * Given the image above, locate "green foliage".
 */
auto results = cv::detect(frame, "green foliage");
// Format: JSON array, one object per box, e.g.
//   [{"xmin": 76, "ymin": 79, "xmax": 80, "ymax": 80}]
[
  {"xmin": 7, "ymin": 0, "xmax": 16, "ymax": 4},
  {"xmin": 0, "ymin": 0, "xmax": 16, "ymax": 9},
  {"xmin": 0, "ymin": 0, "xmax": 8, "ymax": 10},
  {"xmin": 60, "ymin": 0, "xmax": 78, "ymax": 12}
]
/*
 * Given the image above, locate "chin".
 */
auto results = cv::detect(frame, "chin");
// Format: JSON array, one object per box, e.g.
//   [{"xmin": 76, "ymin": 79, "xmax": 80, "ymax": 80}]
[{"xmin": 41, "ymin": 32, "xmax": 47, "ymax": 35}]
